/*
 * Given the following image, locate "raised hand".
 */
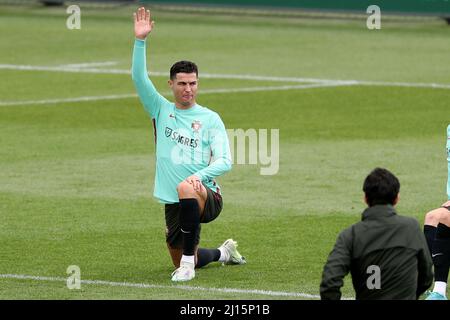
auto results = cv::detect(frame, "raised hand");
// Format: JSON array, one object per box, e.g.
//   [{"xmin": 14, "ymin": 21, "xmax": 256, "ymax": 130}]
[{"xmin": 134, "ymin": 7, "xmax": 154, "ymax": 40}]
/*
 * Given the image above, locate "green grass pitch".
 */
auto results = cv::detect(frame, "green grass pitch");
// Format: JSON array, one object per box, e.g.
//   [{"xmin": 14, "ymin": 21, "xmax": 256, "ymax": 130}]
[{"xmin": 1, "ymin": 4, "xmax": 449, "ymax": 299}]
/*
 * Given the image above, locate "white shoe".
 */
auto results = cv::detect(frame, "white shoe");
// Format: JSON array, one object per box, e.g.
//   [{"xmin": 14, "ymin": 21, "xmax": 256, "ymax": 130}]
[
  {"xmin": 219, "ymin": 239, "xmax": 246, "ymax": 265},
  {"xmin": 171, "ymin": 261, "xmax": 195, "ymax": 282}
]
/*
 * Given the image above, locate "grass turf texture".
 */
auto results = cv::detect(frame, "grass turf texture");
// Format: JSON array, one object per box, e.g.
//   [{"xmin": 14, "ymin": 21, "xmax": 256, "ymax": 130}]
[{"xmin": 1, "ymin": 4, "xmax": 450, "ymax": 299}]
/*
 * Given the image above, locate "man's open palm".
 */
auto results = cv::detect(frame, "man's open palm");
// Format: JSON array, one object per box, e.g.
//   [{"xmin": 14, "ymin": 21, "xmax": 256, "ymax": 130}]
[{"xmin": 134, "ymin": 7, "xmax": 154, "ymax": 40}]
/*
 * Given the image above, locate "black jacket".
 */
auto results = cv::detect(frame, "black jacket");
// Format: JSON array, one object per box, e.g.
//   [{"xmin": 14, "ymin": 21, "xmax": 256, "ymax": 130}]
[{"xmin": 320, "ymin": 205, "xmax": 433, "ymax": 300}]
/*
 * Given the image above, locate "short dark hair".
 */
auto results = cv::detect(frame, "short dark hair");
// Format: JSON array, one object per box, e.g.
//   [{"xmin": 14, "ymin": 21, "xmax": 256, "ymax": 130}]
[
  {"xmin": 363, "ymin": 168, "xmax": 400, "ymax": 206},
  {"xmin": 170, "ymin": 60, "xmax": 198, "ymax": 80}
]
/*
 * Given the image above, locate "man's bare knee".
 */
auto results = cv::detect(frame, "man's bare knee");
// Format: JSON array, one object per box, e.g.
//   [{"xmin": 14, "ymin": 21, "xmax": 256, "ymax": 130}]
[
  {"xmin": 176, "ymin": 181, "xmax": 207, "ymax": 215},
  {"xmin": 177, "ymin": 181, "xmax": 196, "ymax": 198},
  {"xmin": 424, "ymin": 208, "xmax": 446, "ymax": 227},
  {"xmin": 440, "ymin": 211, "xmax": 450, "ymax": 227}
]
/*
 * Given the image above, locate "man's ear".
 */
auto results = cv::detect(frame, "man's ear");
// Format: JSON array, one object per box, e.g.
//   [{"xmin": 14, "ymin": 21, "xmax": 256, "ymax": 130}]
[
  {"xmin": 364, "ymin": 195, "xmax": 368, "ymax": 205},
  {"xmin": 168, "ymin": 79, "xmax": 173, "ymax": 87},
  {"xmin": 393, "ymin": 194, "xmax": 400, "ymax": 206}
]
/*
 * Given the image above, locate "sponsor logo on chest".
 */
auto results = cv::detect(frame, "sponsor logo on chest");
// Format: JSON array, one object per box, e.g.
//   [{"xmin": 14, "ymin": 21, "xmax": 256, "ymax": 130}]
[{"xmin": 165, "ymin": 126, "xmax": 199, "ymax": 148}]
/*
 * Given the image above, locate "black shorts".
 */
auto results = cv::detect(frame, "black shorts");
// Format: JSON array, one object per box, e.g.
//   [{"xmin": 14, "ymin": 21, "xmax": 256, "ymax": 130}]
[{"xmin": 165, "ymin": 186, "xmax": 223, "ymax": 248}]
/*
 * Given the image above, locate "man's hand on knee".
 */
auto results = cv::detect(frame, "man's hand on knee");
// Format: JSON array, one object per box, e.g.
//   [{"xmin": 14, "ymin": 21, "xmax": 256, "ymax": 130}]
[
  {"xmin": 177, "ymin": 178, "xmax": 207, "ymax": 213},
  {"xmin": 185, "ymin": 175, "xmax": 203, "ymax": 192}
]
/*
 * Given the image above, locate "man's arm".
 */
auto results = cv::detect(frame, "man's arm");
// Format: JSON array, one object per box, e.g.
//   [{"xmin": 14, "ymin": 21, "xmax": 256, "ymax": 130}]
[
  {"xmin": 320, "ymin": 229, "xmax": 352, "ymax": 300},
  {"xmin": 194, "ymin": 116, "xmax": 232, "ymax": 182},
  {"xmin": 132, "ymin": 7, "xmax": 168, "ymax": 119}
]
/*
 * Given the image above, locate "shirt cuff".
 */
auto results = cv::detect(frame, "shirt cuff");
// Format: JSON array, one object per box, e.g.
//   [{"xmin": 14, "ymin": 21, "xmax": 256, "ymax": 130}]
[
  {"xmin": 193, "ymin": 172, "xmax": 204, "ymax": 181},
  {"xmin": 134, "ymin": 38, "xmax": 146, "ymax": 47}
]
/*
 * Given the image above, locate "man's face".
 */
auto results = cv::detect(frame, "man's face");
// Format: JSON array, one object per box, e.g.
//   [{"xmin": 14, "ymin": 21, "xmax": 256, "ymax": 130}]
[{"xmin": 169, "ymin": 73, "xmax": 198, "ymax": 108}]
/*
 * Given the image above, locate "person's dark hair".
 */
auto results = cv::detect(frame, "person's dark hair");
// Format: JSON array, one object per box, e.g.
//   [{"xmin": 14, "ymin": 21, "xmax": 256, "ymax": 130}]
[
  {"xmin": 363, "ymin": 168, "xmax": 400, "ymax": 206},
  {"xmin": 170, "ymin": 60, "xmax": 198, "ymax": 80}
]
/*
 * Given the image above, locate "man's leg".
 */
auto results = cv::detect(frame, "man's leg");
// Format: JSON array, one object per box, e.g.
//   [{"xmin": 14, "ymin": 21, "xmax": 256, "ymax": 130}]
[
  {"xmin": 169, "ymin": 241, "xmax": 245, "ymax": 270},
  {"xmin": 430, "ymin": 213, "xmax": 450, "ymax": 299},
  {"xmin": 196, "ymin": 248, "xmax": 221, "ymax": 268},
  {"xmin": 423, "ymin": 207, "xmax": 443, "ymax": 252},
  {"xmin": 196, "ymin": 241, "xmax": 246, "ymax": 268},
  {"xmin": 194, "ymin": 187, "xmax": 246, "ymax": 268},
  {"xmin": 170, "ymin": 180, "xmax": 207, "ymax": 281},
  {"xmin": 165, "ymin": 203, "xmax": 185, "ymax": 268},
  {"xmin": 167, "ymin": 244, "xmax": 182, "ymax": 268},
  {"xmin": 169, "ymin": 184, "xmax": 246, "ymax": 275},
  {"xmin": 177, "ymin": 180, "xmax": 207, "ymax": 260},
  {"xmin": 425, "ymin": 207, "xmax": 450, "ymax": 300},
  {"xmin": 166, "ymin": 183, "xmax": 217, "ymax": 271}
]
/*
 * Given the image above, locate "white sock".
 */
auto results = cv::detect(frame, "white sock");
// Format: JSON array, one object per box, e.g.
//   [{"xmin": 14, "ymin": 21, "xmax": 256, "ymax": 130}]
[
  {"xmin": 180, "ymin": 255, "xmax": 195, "ymax": 266},
  {"xmin": 433, "ymin": 281, "xmax": 447, "ymax": 296},
  {"xmin": 218, "ymin": 247, "xmax": 229, "ymax": 263}
]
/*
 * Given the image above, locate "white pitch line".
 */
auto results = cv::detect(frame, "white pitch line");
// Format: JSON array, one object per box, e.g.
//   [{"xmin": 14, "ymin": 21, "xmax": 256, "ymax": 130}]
[
  {"xmin": 0, "ymin": 63, "xmax": 335, "ymax": 82},
  {"xmin": 0, "ymin": 274, "xmax": 324, "ymax": 299},
  {"xmin": 201, "ymin": 82, "xmax": 346, "ymax": 93},
  {"xmin": 2, "ymin": 63, "xmax": 450, "ymax": 89},
  {"xmin": 57, "ymin": 61, "xmax": 118, "ymax": 69},
  {"xmin": 0, "ymin": 94, "xmax": 138, "ymax": 106},
  {"xmin": 0, "ymin": 64, "xmax": 131, "ymax": 75},
  {"xmin": 354, "ymin": 80, "xmax": 450, "ymax": 90},
  {"xmin": 196, "ymin": 72, "xmax": 339, "ymax": 84},
  {"xmin": 0, "ymin": 83, "xmax": 344, "ymax": 107}
]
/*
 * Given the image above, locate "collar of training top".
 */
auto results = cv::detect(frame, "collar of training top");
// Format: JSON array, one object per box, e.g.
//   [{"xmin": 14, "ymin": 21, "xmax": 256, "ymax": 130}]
[{"xmin": 361, "ymin": 204, "xmax": 397, "ymax": 220}]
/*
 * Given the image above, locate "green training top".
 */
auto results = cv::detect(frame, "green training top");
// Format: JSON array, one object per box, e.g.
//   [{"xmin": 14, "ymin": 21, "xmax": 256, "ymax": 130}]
[{"xmin": 132, "ymin": 39, "xmax": 232, "ymax": 204}]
